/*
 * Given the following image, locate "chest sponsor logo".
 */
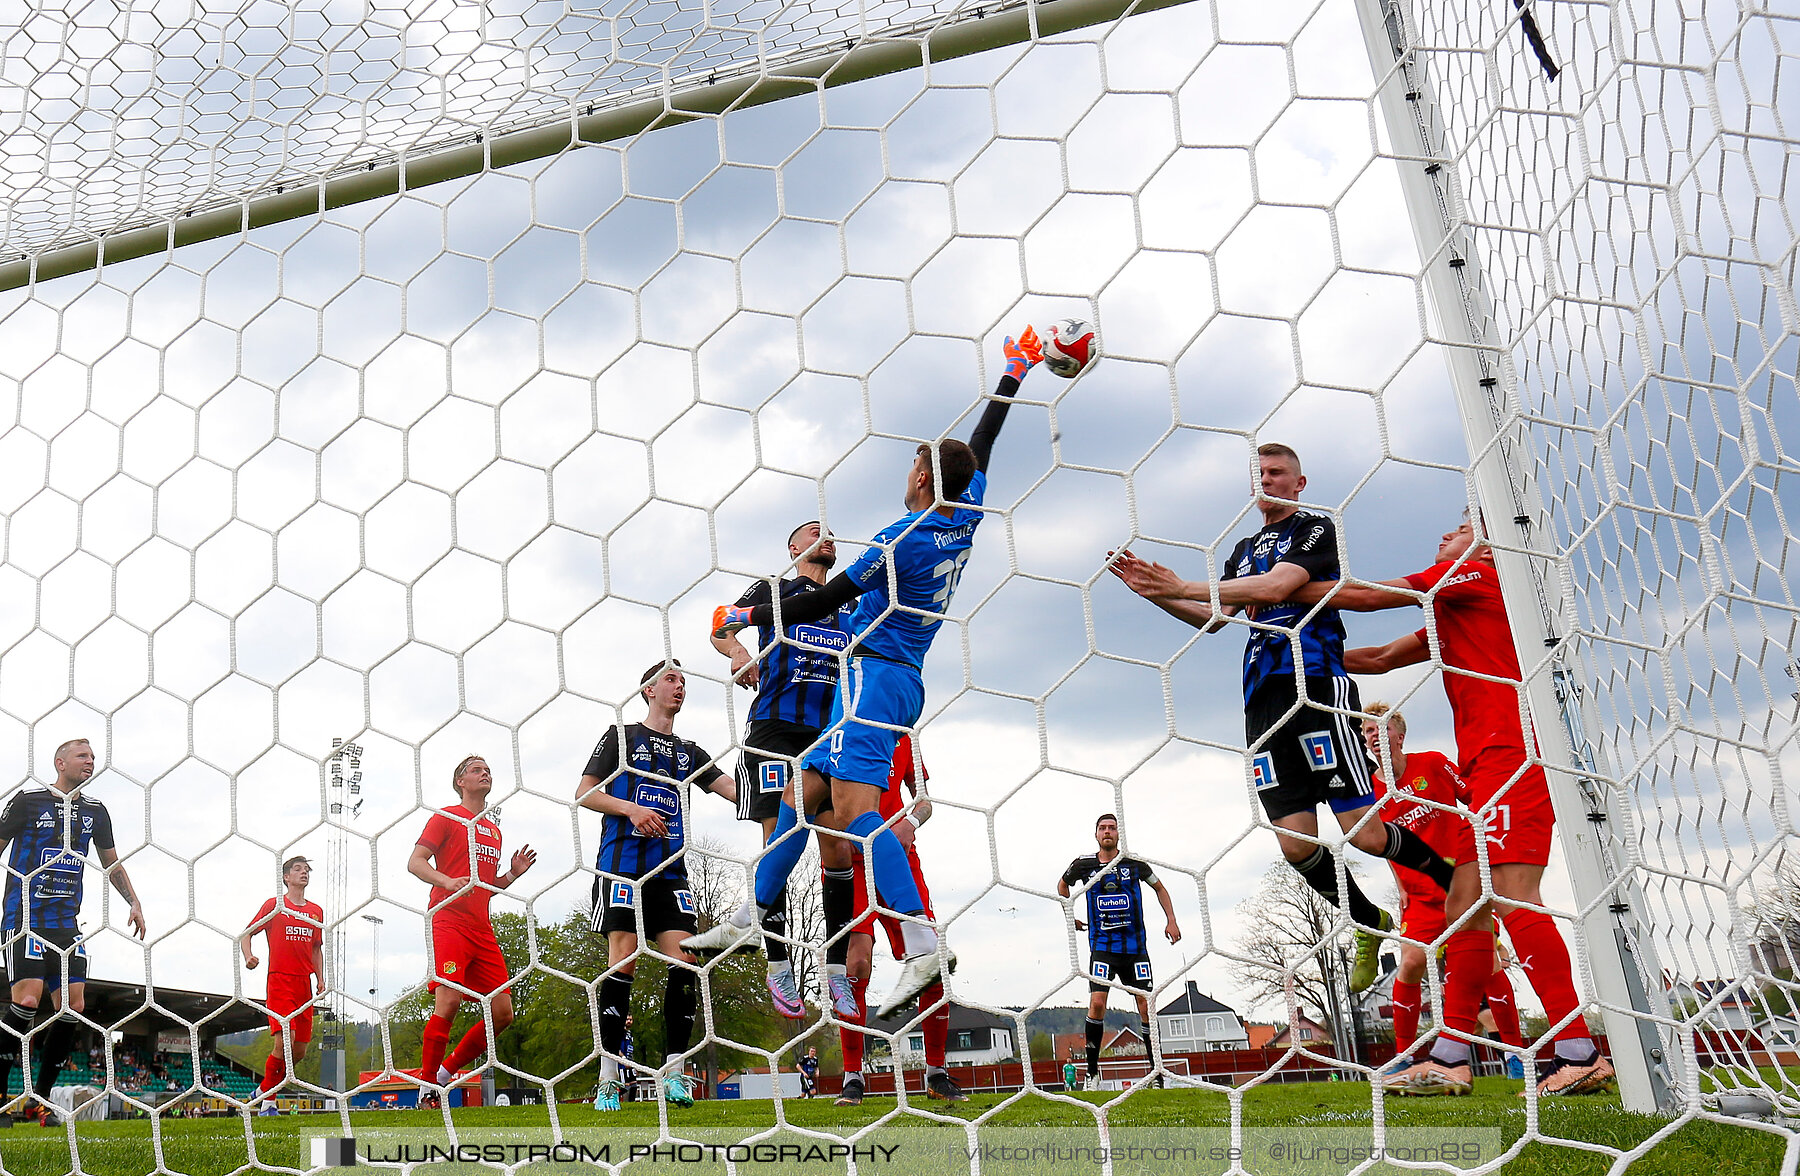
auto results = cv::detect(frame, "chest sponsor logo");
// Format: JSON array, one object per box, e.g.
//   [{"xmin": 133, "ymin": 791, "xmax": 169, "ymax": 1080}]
[
  {"xmin": 790, "ymin": 624, "xmax": 850, "ymax": 652},
  {"xmin": 34, "ymin": 846, "xmax": 84, "ymax": 896},
  {"xmin": 631, "ymin": 782, "xmax": 681, "ymax": 838},
  {"xmin": 630, "ymin": 746, "xmax": 653, "ymax": 764},
  {"xmin": 1093, "ymin": 892, "xmax": 1132, "ymax": 914}
]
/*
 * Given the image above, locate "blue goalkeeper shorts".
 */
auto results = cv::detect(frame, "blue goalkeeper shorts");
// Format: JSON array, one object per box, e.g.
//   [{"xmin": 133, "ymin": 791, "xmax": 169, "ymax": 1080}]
[{"xmin": 802, "ymin": 656, "xmax": 922, "ymax": 789}]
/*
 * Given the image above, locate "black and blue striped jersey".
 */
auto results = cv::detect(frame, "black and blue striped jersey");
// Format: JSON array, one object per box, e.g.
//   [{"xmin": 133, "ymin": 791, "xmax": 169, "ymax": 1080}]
[
  {"xmin": 1062, "ymin": 854, "xmax": 1158, "ymax": 956},
  {"xmin": 585, "ymin": 724, "xmax": 725, "ymax": 883},
  {"xmin": 0, "ymin": 788, "xmax": 116, "ymax": 933},
  {"xmin": 1222, "ymin": 510, "xmax": 1346, "ymax": 704},
  {"xmin": 733, "ymin": 576, "xmax": 853, "ymax": 730}
]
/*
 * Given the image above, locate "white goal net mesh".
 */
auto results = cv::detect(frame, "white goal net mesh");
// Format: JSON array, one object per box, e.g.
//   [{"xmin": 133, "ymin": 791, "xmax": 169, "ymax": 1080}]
[{"xmin": 0, "ymin": 0, "xmax": 1794, "ymax": 1171}]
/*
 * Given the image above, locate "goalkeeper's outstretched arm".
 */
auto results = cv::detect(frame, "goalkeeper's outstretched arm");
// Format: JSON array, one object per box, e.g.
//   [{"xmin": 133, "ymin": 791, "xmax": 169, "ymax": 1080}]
[
  {"xmin": 712, "ymin": 328, "xmax": 1043, "ymax": 639},
  {"xmin": 968, "ymin": 326, "xmax": 1043, "ymax": 472}
]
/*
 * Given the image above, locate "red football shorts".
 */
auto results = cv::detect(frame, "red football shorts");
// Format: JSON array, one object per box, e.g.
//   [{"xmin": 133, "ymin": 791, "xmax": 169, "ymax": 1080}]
[
  {"xmin": 1449, "ymin": 743, "xmax": 1555, "ymax": 867},
  {"xmin": 850, "ymin": 847, "xmax": 933, "ymax": 960},
  {"xmin": 428, "ymin": 916, "xmax": 512, "ymax": 999},
  {"xmin": 1397, "ymin": 896, "xmax": 1448, "ymax": 947},
  {"xmin": 266, "ymin": 974, "xmax": 317, "ymax": 1042}
]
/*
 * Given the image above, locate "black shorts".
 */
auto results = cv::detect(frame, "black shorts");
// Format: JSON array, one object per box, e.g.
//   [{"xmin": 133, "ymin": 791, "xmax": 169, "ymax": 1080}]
[
  {"xmin": 1244, "ymin": 674, "xmax": 1375, "ymax": 822},
  {"xmin": 2, "ymin": 926, "xmax": 89, "ymax": 990},
  {"xmin": 1087, "ymin": 950, "xmax": 1153, "ymax": 994},
  {"xmin": 590, "ymin": 874, "xmax": 699, "ymax": 939},
  {"xmin": 736, "ymin": 720, "xmax": 829, "ymax": 823}
]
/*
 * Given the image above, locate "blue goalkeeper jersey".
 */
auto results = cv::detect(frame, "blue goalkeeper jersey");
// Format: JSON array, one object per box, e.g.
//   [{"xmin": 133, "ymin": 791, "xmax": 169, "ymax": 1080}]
[
  {"xmin": 1062, "ymin": 854, "xmax": 1157, "ymax": 956},
  {"xmin": 841, "ymin": 469, "xmax": 987, "ymax": 668},
  {"xmin": 733, "ymin": 576, "xmax": 853, "ymax": 730},
  {"xmin": 0, "ymin": 788, "xmax": 116, "ymax": 933},
  {"xmin": 585, "ymin": 724, "xmax": 725, "ymax": 883}
]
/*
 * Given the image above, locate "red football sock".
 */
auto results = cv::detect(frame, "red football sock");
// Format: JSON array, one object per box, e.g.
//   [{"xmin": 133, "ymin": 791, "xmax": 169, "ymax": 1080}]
[
  {"xmin": 1436, "ymin": 923, "xmax": 1495, "ymax": 1059},
  {"xmin": 443, "ymin": 1021, "xmax": 488, "ymax": 1073},
  {"xmin": 1503, "ymin": 908, "xmax": 1589, "ymax": 1043},
  {"xmin": 420, "ymin": 1013, "xmax": 453, "ymax": 1079},
  {"xmin": 839, "ymin": 977, "xmax": 869, "ymax": 1074},
  {"xmin": 260, "ymin": 1053, "xmax": 286, "ymax": 1096},
  {"xmin": 921, "ymin": 981, "xmax": 948, "ymax": 1069},
  {"xmin": 1484, "ymin": 968, "xmax": 1523, "ymax": 1047},
  {"xmin": 1390, "ymin": 979, "xmax": 1422, "ymax": 1053}
]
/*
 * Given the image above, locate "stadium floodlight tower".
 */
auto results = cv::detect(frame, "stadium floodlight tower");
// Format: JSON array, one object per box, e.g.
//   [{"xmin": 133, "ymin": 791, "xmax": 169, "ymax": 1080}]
[{"xmin": 322, "ymin": 738, "xmax": 365, "ymax": 1095}]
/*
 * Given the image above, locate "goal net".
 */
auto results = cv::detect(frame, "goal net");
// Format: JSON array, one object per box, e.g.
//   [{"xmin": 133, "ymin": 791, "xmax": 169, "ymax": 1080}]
[{"xmin": 0, "ymin": 0, "xmax": 1794, "ymax": 1169}]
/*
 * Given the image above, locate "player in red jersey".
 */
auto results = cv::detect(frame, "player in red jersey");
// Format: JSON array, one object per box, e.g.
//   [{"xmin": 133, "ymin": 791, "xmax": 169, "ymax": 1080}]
[
  {"xmin": 1364, "ymin": 705, "xmax": 1523, "ymax": 1072},
  {"xmin": 240, "ymin": 856, "xmax": 324, "ymax": 1113},
  {"xmin": 832, "ymin": 735, "xmax": 963, "ymax": 1107},
  {"xmin": 1291, "ymin": 517, "xmax": 1613, "ymax": 1097},
  {"xmin": 407, "ymin": 755, "xmax": 537, "ymax": 1094}
]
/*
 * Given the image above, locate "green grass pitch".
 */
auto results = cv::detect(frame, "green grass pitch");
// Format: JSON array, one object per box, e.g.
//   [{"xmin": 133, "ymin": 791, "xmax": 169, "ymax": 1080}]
[{"xmin": 0, "ymin": 1080, "xmax": 1788, "ymax": 1175}]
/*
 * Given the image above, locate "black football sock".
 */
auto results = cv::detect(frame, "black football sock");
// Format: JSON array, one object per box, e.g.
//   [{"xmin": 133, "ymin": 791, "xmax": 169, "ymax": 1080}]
[
  {"xmin": 599, "ymin": 972, "xmax": 634, "ymax": 1059},
  {"xmin": 1084, "ymin": 1017, "xmax": 1103, "ymax": 1078},
  {"xmin": 822, "ymin": 868, "xmax": 856, "ymax": 967},
  {"xmin": 33, "ymin": 1019, "xmax": 75, "ymax": 1100},
  {"xmin": 763, "ymin": 887, "xmax": 789, "ymax": 965},
  {"xmin": 1381, "ymin": 823, "xmax": 1455, "ymax": 892},
  {"xmin": 0, "ymin": 1002, "xmax": 35, "ymax": 1104},
  {"xmin": 1293, "ymin": 847, "xmax": 1384, "ymax": 927},
  {"xmin": 664, "ymin": 968, "xmax": 697, "ymax": 1060}
]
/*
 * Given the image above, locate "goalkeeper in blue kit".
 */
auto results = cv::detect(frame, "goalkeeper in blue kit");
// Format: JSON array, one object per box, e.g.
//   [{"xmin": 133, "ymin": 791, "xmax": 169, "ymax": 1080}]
[{"xmin": 686, "ymin": 328, "xmax": 1047, "ymax": 1018}]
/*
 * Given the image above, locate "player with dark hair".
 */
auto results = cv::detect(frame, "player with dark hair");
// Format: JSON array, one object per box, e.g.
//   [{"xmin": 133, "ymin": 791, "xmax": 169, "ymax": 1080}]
[
  {"xmin": 408, "ymin": 755, "xmax": 537, "ymax": 1098},
  {"xmin": 834, "ymin": 734, "xmax": 962, "ymax": 1106},
  {"xmin": 240, "ymin": 855, "xmax": 324, "ymax": 1113},
  {"xmin": 0, "ymin": 738, "xmax": 145, "ymax": 1126},
  {"xmin": 1109, "ymin": 444, "xmax": 1456, "ymax": 993},
  {"xmin": 689, "ymin": 328, "xmax": 1048, "ymax": 1019},
  {"xmin": 1285, "ymin": 516, "xmax": 1613, "ymax": 1097},
  {"xmin": 1058, "ymin": 814, "xmax": 1180, "ymax": 1089},
  {"xmin": 579, "ymin": 659, "xmax": 735, "ymax": 1111},
  {"xmin": 711, "ymin": 522, "xmax": 852, "ymax": 1018}
]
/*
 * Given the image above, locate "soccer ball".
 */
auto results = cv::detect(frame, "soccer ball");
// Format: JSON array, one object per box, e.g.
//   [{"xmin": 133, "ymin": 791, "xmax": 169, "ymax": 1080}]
[{"xmin": 1041, "ymin": 318, "xmax": 1099, "ymax": 378}]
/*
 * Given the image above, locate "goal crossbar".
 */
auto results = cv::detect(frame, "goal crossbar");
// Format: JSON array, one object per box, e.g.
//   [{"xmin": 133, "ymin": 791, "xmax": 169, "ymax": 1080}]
[{"xmin": 0, "ymin": 0, "xmax": 1200, "ymax": 293}]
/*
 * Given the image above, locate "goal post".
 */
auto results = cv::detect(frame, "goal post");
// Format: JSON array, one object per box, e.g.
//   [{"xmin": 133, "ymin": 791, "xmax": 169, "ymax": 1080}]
[{"xmin": 1349, "ymin": 0, "xmax": 1676, "ymax": 1113}]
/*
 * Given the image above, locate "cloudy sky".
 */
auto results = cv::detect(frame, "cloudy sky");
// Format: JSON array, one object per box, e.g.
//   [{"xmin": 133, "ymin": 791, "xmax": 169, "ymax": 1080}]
[{"xmin": 0, "ymin": 0, "xmax": 1794, "ymax": 1075}]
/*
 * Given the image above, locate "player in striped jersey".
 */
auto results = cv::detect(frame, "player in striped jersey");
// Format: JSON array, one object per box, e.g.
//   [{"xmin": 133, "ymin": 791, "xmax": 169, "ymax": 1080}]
[
  {"xmin": 1109, "ymin": 444, "xmax": 1457, "ymax": 994},
  {"xmin": 578, "ymin": 660, "xmax": 734, "ymax": 1111},
  {"xmin": 240, "ymin": 856, "xmax": 324, "ymax": 1113},
  {"xmin": 691, "ymin": 329, "xmax": 1047, "ymax": 1019},
  {"xmin": 408, "ymin": 756, "xmax": 537, "ymax": 1099},
  {"xmin": 1058, "ymin": 815, "xmax": 1180, "ymax": 1088},
  {"xmin": 711, "ymin": 522, "xmax": 852, "ymax": 1016},
  {"xmin": 0, "ymin": 738, "xmax": 145, "ymax": 1126}
]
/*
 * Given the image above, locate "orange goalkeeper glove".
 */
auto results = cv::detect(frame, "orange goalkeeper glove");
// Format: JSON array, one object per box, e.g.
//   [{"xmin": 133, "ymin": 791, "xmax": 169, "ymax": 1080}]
[
  {"xmin": 1002, "ymin": 326, "xmax": 1043, "ymax": 382},
  {"xmin": 712, "ymin": 605, "xmax": 753, "ymax": 638}
]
